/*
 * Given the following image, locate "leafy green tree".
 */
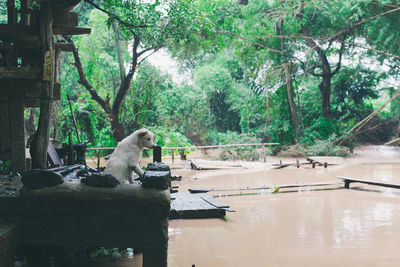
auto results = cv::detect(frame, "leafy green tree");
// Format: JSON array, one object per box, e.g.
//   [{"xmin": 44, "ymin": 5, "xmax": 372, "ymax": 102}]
[{"xmin": 65, "ymin": 0, "xmax": 204, "ymax": 142}]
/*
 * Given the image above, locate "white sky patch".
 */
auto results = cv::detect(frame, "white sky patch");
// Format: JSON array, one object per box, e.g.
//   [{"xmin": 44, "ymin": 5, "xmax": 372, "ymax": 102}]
[{"xmin": 147, "ymin": 48, "xmax": 193, "ymax": 84}]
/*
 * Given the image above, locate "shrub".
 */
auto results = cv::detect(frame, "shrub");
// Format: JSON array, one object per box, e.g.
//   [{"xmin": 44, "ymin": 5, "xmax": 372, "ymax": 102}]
[{"xmin": 210, "ymin": 131, "xmax": 262, "ymax": 161}]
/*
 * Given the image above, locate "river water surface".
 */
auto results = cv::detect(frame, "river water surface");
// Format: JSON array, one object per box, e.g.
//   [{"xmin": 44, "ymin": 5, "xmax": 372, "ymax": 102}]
[{"xmin": 168, "ymin": 146, "xmax": 400, "ymax": 266}]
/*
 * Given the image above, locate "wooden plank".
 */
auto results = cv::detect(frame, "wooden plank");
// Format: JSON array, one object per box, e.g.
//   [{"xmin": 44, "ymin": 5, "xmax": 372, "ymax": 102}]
[
  {"xmin": 53, "ymin": 11, "xmax": 79, "ymax": 27},
  {"xmin": 170, "ymin": 193, "xmax": 228, "ymax": 219},
  {"xmin": 52, "ymin": 26, "xmax": 91, "ymax": 35},
  {"xmin": 200, "ymin": 195, "xmax": 231, "ymax": 209},
  {"xmin": 47, "ymin": 142, "xmax": 63, "ymax": 167},
  {"xmin": 338, "ymin": 176, "xmax": 400, "ymax": 190},
  {"xmin": 0, "ymin": 67, "xmax": 41, "ymax": 80},
  {"xmin": 189, "ymin": 182, "xmax": 343, "ymax": 193},
  {"xmin": 0, "ymin": 24, "xmax": 40, "ymax": 48}
]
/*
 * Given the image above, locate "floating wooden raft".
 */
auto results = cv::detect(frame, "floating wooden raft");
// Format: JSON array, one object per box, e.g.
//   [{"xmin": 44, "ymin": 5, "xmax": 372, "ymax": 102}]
[
  {"xmin": 338, "ymin": 176, "xmax": 400, "ymax": 189},
  {"xmin": 170, "ymin": 193, "xmax": 233, "ymax": 219}
]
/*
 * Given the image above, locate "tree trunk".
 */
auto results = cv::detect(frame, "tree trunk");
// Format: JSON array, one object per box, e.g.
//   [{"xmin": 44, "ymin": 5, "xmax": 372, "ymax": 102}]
[
  {"xmin": 301, "ymin": 25, "xmax": 333, "ymax": 120},
  {"xmin": 112, "ymin": 21, "xmax": 126, "ymax": 83},
  {"xmin": 65, "ymin": 34, "xmax": 142, "ymax": 143},
  {"xmin": 31, "ymin": 3, "xmax": 54, "ymax": 169},
  {"xmin": 319, "ymin": 73, "xmax": 332, "ymax": 120},
  {"xmin": 110, "ymin": 113, "xmax": 125, "ymax": 142},
  {"xmin": 284, "ymin": 63, "xmax": 300, "ymax": 142},
  {"xmin": 278, "ymin": 17, "xmax": 300, "ymax": 142}
]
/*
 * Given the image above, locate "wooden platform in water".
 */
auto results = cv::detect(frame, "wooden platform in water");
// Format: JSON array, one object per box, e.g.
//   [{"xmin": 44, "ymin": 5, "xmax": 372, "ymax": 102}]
[
  {"xmin": 338, "ymin": 176, "xmax": 400, "ymax": 189},
  {"xmin": 170, "ymin": 193, "xmax": 232, "ymax": 219},
  {"xmin": 307, "ymin": 156, "xmax": 346, "ymax": 165}
]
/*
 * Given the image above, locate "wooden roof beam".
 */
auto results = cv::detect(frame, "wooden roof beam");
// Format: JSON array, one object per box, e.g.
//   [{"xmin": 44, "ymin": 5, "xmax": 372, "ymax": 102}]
[{"xmin": 53, "ymin": 25, "xmax": 91, "ymax": 35}]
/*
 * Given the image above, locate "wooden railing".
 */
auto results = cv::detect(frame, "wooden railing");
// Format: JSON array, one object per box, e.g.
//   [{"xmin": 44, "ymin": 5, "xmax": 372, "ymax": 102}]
[{"xmin": 86, "ymin": 143, "xmax": 280, "ymax": 167}]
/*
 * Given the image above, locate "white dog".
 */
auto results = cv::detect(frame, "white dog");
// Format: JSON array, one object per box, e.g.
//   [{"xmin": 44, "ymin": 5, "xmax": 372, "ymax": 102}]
[{"xmin": 104, "ymin": 129, "xmax": 156, "ymax": 184}]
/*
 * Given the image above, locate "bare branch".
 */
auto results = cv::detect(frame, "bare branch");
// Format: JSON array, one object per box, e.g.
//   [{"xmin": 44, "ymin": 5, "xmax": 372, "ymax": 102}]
[
  {"xmin": 111, "ymin": 35, "xmax": 141, "ymax": 116},
  {"xmin": 331, "ymin": 41, "xmax": 345, "ymax": 76},
  {"xmin": 138, "ymin": 46, "xmax": 164, "ymax": 66},
  {"xmin": 63, "ymin": 35, "xmax": 111, "ymax": 114},
  {"xmin": 219, "ymin": 31, "xmax": 281, "ymax": 54}
]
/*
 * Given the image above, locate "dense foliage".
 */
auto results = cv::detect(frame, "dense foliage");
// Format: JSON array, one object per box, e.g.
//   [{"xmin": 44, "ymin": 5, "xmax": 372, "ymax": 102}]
[{"xmin": 21, "ymin": 0, "xmax": 400, "ymax": 157}]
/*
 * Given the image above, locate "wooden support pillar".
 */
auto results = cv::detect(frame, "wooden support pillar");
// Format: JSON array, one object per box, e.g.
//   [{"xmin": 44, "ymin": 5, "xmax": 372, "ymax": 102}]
[
  {"xmin": 171, "ymin": 149, "xmax": 175, "ymax": 163},
  {"xmin": 30, "ymin": 2, "xmax": 54, "ymax": 169},
  {"xmin": 0, "ymin": 96, "xmax": 10, "ymax": 161},
  {"xmin": 97, "ymin": 151, "xmax": 100, "ymax": 170},
  {"xmin": 8, "ymin": 95, "xmax": 26, "ymax": 173},
  {"xmin": 344, "ymin": 180, "xmax": 351, "ymax": 189},
  {"xmin": 153, "ymin": 146, "xmax": 162, "ymax": 162},
  {"xmin": 20, "ymin": 0, "xmax": 30, "ymax": 25},
  {"xmin": 262, "ymin": 144, "xmax": 266, "ymax": 162},
  {"xmin": 6, "ymin": 0, "xmax": 16, "ymax": 24}
]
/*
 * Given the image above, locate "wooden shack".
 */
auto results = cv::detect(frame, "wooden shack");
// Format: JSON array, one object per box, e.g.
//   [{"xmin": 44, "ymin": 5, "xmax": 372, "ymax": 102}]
[
  {"xmin": 0, "ymin": 2, "xmax": 171, "ymax": 267},
  {"xmin": 0, "ymin": 0, "xmax": 90, "ymax": 174}
]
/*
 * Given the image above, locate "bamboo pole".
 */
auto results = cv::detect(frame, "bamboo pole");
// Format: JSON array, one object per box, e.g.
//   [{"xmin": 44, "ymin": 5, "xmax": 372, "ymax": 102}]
[
  {"xmin": 86, "ymin": 143, "xmax": 280, "ymax": 151},
  {"xmin": 335, "ymin": 89, "xmax": 400, "ymax": 144},
  {"xmin": 66, "ymin": 94, "xmax": 81, "ymax": 143},
  {"xmin": 189, "ymin": 181, "xmax": 343, "ymax": 193}
]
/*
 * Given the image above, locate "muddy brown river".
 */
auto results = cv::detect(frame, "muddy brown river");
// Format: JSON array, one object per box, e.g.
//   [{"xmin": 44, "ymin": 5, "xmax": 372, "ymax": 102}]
[{"xmin": 167, "ymin": 146, "xmax": 400, "ymax": 266}]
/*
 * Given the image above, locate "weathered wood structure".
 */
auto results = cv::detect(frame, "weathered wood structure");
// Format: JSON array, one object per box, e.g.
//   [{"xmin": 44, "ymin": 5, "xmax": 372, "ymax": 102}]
[
  {"xmin": 170, "ymin": 192, "xmax": 232, "ymax": 219},
  {"xmin": 0, "ymin": 0, "xmax": 90, "ymax": 173}
]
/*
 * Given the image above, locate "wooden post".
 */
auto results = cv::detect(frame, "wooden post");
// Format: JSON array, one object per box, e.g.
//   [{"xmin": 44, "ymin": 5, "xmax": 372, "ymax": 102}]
[
  {"xmin": 20, "ymin": 0, "xmax": 30, "ymax": 25},
  {"xmin": 8, "ymin": 95, "xmax": 26, "ymax": 173},
  {"xmin": 97, "ymin": 151, "xmax": 100, "ymax": 170},
  {"xmin": 324, "ymin": 162, "xmax": 328, "ymax": 168},
  {"xmin": 0, "ymin": 97, "xmax": 10, "ymax": 161},
  {"xmin": 6, "ymin": 0, "xmax": 16, "ymax": 24},
  {"xmin": 68, "ymin": 132, "xmax": 74, "ymax": 165},
  {"xmin": 312, "ymin": 162, "xmax": 316, "ymax": 168},
  {"xmin": 172, "ymin": 149, "xmax": 175, "ymax": 163},
  {"xmin": 153, "ymin": 146, "xmax": 161, "ymax": 162},
  {"xmin": 30, "ymin": 2, "xmax": 54, "ymax": 169},
  {"xmin": 344, "ymin": 180, "xmax": 350, "ymax": 189},
  {"xmin": 296, "ymin": 159, "xmax": 300, "ymax": 168},
  {"xmin": 262, "ymin": 143, "xmax": 266, "ymax": 162},
  {"xmin": 180, "ymin": 149, "xmax": 186, "ymax": 160}
]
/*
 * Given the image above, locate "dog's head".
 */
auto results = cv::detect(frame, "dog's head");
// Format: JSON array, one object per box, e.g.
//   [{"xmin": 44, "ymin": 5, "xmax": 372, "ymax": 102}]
[{"xmin": 137, "ymin": 129, "xmax": 156, "ymax": 149}]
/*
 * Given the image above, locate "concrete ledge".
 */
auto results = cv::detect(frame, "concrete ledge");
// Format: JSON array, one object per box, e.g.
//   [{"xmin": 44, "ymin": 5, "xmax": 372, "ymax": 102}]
[
  {"xmin": 0, "ymin": 182, "xmax": 170, "ymax": 217},
  {"xmin": 0, "ymin": 182, "xmax": 170, "ymax": 266}
]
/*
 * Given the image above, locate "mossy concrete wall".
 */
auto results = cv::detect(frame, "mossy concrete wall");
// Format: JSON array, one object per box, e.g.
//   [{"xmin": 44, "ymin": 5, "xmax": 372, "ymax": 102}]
[{"xmin": 0, "ymin": 182, "xmax": 170, "ymax": 267}]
